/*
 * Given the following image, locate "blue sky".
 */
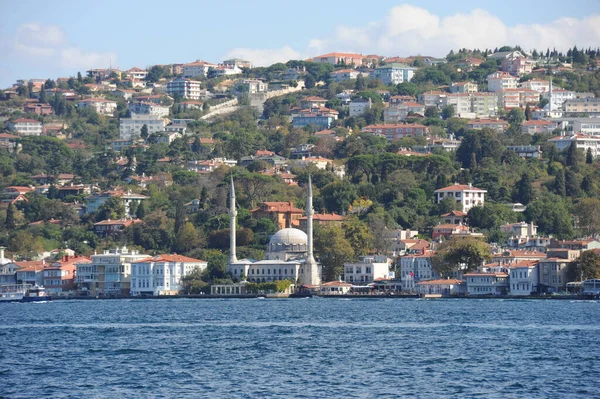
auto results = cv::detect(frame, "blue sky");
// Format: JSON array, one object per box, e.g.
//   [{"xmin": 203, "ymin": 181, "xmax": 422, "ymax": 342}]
[{"xmin": 1, "ymin": 0, "xmax": 599, "ymax": 88}]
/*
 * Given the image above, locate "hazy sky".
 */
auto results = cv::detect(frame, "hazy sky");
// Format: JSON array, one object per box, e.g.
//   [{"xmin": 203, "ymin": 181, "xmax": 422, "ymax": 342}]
[{"xmin": 1, "ymin": 0, "xmax": 599, "ymax": 87}]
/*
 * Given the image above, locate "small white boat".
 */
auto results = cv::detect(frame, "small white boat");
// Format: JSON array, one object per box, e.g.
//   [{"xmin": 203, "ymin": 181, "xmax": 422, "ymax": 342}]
[
  {"xmin": 22, "ymin": 285, "xmax": 51, "ymax": 302},
  {"xmin": 0, "ymin": 284, "xmax": 51, "ymax": 303}
]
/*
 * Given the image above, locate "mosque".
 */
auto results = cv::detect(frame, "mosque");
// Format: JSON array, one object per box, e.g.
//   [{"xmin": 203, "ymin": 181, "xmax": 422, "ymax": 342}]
[{"xmin": 226, "ymin": 176, "xmax": 321, "ymax": 287}]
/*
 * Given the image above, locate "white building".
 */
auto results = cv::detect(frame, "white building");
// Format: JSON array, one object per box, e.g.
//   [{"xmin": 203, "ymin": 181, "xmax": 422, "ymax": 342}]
[
  {"xmin": 434, "ymin": 183, "xmax": 486, "ymax": 212},
  {"xmin": 77, "ymin": 98, "xmax": 118, "ymax": 116},
  {"xmin": 509, "ymin": 261, "xmax": 539, "ymax": 296},
  {"xmin": 464, "ymin": 272, "xmax": 509, "ymax": 295},
  {"xmin": 119, "ymin": 114, "xmax": 166, "ymax": 140},
  {"xmin": 399, "ymin": 251, "xmax": 437, "ymax": 291},
  {"xmin": 343, "ymin": 255, "xmax": 390, "ymax": 284},
  {"xmin": 182, "ymin": 60, "xmax": 217, "ymax": 78},
  {"xmin": 330, "ymin": 69, "xmax": 364, "ymax": 82},
  {"xmin": 130, "ymin": 254, "xmax": 207, "ymax": 296},
  {"xmin": 75, "ymin": 247, "xmax": 149, "ymax": 296},
  {"xmin": 520, "ymin": 79, "xmax": 550, "ymax": 93},
  {"xmin": 128, "ymin": 101, "xmax": 171, "ymax": 117},
  {"xmin": 371, "ymin": 63, "xmax": 415, "ymax": 85},
  {"xmin": 349, "ymin": 98, "xmax": 372, "ymax": 117},
  {"xmin": 542, "ymin": 89, "xmax": 575, "ymax": 111},
  {"xmin": 501, "ymin": 222, "xmax": 537, "ymax": 238},
  {"xmin": 556, "ymin": 118, "xmax": 600, "ymax": 135},
  {"xmin": 487, "ymin": 72, "xmax": 518, "ymax": 92},
  {"xmin": 8, "ymin": 118, "xmax": 42, "ymax": 136},
  {"xmin": 548, "ymin": 134, "xmax": 600, "ymax": 159},
  {"xmin": 167, "ymin": 78, "xmax": 203, "ymax": 100}
]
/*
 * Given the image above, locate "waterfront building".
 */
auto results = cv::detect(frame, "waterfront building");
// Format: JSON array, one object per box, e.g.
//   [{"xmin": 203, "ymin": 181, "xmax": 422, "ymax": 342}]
[
  {"xmin": 416, "ymin": 279, "xmax": 466, "ymax": 296},
  {"xmin": 343, "ymin": 255, "xmax": 391, "ymax": 284},
  {"xmin": 43, "ymin": 255, "xmax": 89, "ymax": 296},
  {"xmin": 227, "ymin": 176, "xmax": 321, "ymax": 287},
  {"xmin": 509, "ymin": 260, "xmax": 539, "ymax": 296},
  {"xmin": 75, "ymin": 247, "xmax": 149, "ymax": 296},
  {"xmin": 320, "ymin": 281, "xmax": 352, "ymax": 295},
  {"xmin": 464, "ymin": 272, "xmax": 509, "ymax": 295},
  {"xmin": 399, "ymin": 250, "xmax": 437, "ymax": 291},
  {"xmin": 131, "ymin": 254, "xmax": 207, "ymax": 296}
]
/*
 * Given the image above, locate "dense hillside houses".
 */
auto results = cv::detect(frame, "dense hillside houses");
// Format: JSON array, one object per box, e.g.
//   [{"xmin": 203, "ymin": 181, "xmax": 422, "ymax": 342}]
[{"xmin": 1, "ymin": 44, "xmax": 600, "ymax": 297}]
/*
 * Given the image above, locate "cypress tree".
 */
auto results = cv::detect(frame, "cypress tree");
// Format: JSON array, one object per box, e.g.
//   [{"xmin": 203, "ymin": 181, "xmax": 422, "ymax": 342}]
[
  {"xmin": 554, "ymin": 168, "xmax": 566, "ymax": 197},
  {"xmin": 5, "ymin": 203, "xmax": 16, "ymax": 229},
  {"xmin": 515, "ymin": 173, "xmax": 534, "ymax": 205},
  {"xmin": 566, "ymin": 142, "xmax": 579, "ymax": 169},
  {"xmin": 586, "ymin": 148, "xmax": 593, "ymax": 164}
]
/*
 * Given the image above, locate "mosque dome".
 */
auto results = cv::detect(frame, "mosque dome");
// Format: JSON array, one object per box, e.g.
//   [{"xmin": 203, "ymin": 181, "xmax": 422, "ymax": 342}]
[{"xmin": 268, "ymin": 228, "xmax": 308, "ymax": 247}]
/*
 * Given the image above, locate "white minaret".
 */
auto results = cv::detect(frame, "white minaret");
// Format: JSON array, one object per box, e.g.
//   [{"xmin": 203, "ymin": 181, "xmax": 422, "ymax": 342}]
[
  {"xmin": 229, "ymin": 176, "xmax": 237, "ymax": 264},
  {"xmin": 549, "ymin": 77, "xmax": 553, "ymax": 113},
  {"xmin": 301, "ymin": 176, "xmax": 320, "ymax": 286}
]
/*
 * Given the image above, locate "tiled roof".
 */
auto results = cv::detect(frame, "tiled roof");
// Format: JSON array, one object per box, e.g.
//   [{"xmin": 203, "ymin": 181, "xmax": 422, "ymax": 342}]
[
  {"xmin": 134, "ymin": 254, "xmax": 206, "ymax": 263},
  {"xmin": 435, "ymin": 184, "xmax": 486, "ymax": 192}
]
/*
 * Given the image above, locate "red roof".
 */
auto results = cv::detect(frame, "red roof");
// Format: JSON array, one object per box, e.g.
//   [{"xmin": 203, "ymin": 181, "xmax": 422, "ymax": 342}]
[
  {"xmin": 435, "ymin": 184, "xmax": 485, "ymax": 192},
  {"xmin": 251, "ymin": 202, "xmax": 304, "ymax": 214},
  {"xmin": 303, "ymin": 96, "xmax": 327, "ymax": 102},
  {"xmin": 94, "ymin": 219, "xmax": 142, "ymax": 226},
  {"xmin": 298, "ymin": 213, "xmax": 345, "ymax": 221},
  {"xmin": 12, "ymin": 118, "xmax": 40, "ymax": 124},
  {"xmin": 442, "ymin": 210, "xmax": 468, "ymax": 217},
  {"xmin": 134, "ymin": 254, "xmax": 206, "ymax": 263},
  {"xmin": 314, "ymin": 52, "xmax": 366, "ymax": 59}
]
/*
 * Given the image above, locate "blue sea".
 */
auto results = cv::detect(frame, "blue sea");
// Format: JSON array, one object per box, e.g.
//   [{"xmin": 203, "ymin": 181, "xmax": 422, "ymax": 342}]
[{"xmin": 1, "ymin": 298, "xmax": 599, "ymax": 398}]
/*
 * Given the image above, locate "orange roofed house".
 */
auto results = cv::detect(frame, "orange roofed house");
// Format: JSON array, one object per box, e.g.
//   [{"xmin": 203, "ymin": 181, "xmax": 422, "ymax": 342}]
[
  {"xmin": 43, "ymin": 255, "xmax": 90, "ymax": 296},
  {"xmin": 251, "ymin": 202, "xmax": 304, "ymax": 230},
  {"xmin": 434, "ymin": 183, "xmax": 486, "ymax": 212}
]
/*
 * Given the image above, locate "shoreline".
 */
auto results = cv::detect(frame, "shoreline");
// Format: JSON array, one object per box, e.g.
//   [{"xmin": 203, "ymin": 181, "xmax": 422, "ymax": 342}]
[{"xmin": 42, "ymin": 294, "xmax": 600, "ymax": 301}]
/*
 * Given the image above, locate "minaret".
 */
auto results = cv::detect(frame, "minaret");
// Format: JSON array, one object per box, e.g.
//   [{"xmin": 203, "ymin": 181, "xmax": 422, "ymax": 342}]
[
  {"xmin": 229, "ymin": 176, "xmax": 237, "ymax": 264},
  {"xmin": 549, "ymin": 77, "xmax": 553, "ymax": 113},
  {"xmin": 301, "ymin": 176, "xmax": 320, "ymax": 286}
]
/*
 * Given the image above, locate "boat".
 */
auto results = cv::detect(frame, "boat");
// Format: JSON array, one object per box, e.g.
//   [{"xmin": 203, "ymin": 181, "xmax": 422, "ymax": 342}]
[
  {"xmin": 22, "ymin": 285, "xmax": 51, "ymax": 302},
  {"xmin": 0, "ymin": 284, "xmax": 28, "ymax": 302}
]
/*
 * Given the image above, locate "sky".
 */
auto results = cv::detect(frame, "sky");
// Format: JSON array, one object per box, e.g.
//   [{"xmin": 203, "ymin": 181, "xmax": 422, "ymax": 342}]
[{"xmin": 1, "ymin": 0, "xmax": 599, "ymax": 88}]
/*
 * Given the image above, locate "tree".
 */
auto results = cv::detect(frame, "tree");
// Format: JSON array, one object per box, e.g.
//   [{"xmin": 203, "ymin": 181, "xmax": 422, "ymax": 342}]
[
  {"xmin": 314, "ymin": 225, "xmax": 354, "ymax": 282},
  {"xmin": 553, "ymin": 168, "xmax": 566, "ymax": 197},
  {"xmin": 140, "ymin": 124, "xmax": 149, "ymax": 140},
  {"xmin": 342, "ymin": 216, "xmax": 374, "ymax": 258},
  {"xmin": 565, "ymin": 142, "xmax": 580, "ymax": 168},
  {"xmin": 146, "ymin": 65, "xmax": 164, "ymax": 83},
  {"xmin": 514, "ymin": 172, "xmax": 534, "ymax": 205},
  {"xmin": 586, "ymin": 147, "xmax": 594, "ymax": 164},
  {"xmin": 525, "ymin": 193, "xmax": 573, "ymax": 238},
  {"xmin": 507, "ymin": 107, "xmax": 525, "ymax": 127},
  {"xmin": 441, "ymin": 105, "xmax": 455, "ymax": 119},
  {"xmin": 175, "ymin": 222, "xmax": 205, "ymax": 253},
  {"xmin": 304, "ymin": 74, "xmax": 316, "ymax": 89},
  {"xmin": 355, "ymin": 74, "xmax": 366, "ymax": 90},
  {"xmin": 574, "ymin": 198, "xmax": 600, "ymax": 236},
  {"xmin": 575, "ymin": 250, "xmax": 600, "ymax": 280},
  {"xmin": 424, "ymin": 106, "xmax": 440, "ymax": 118},
  {"xmin": 467, "ymin": 203, "xmax": 517, "ymax": 231},
  {"xmin": 5, "ymin": 203, "xmax": 16, "ymax": 229},
  {"xmin": 432, "ymin": 237, "xmax": 491, "ymax": 277}
]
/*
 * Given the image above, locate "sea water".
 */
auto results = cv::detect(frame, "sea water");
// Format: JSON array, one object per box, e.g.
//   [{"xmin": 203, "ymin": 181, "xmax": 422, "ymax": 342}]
[{"xmin": 1, "ymin": 298, "xmax": 599, "ymax": 398}]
